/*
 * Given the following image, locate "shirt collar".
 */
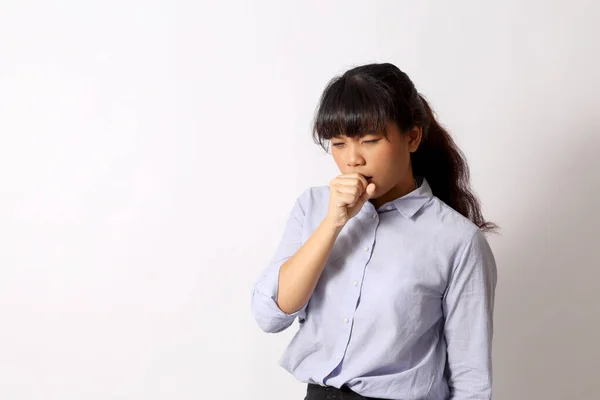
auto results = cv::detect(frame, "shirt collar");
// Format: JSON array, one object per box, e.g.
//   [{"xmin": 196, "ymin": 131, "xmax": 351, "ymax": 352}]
[
  {"xmin": 358, "ymin": 177, "xmax": 433, "ymax": 219},
  {"xmin": 391, "ymin": 177, "xmax": 433, "ymax": 218}
]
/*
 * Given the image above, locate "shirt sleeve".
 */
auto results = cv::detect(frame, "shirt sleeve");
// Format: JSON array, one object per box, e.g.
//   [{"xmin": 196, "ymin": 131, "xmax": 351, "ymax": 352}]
[
  {"xmin": 251, "ymin": 189, "xmax": 310, "ymax": 333},
  {"xmin": 443, "ymin": 229, "xmax": 498, "ymax": 399}
]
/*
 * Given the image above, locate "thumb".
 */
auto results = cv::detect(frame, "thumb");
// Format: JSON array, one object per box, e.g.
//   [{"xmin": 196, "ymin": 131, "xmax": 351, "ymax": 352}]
[{"xmin": 358, "ymin": 183, "xmax": 376, "ymax": 203}]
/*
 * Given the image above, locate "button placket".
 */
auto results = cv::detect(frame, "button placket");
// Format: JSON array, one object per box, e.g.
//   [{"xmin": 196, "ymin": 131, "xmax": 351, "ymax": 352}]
[{"xmin": 330, "ymin": 226, "xmax": 375, "ymax": 379}]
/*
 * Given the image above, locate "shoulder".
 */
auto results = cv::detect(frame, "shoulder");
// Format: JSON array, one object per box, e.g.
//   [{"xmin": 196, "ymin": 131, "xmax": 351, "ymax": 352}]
[
  {"xmin": 420, "ymin": 198, "xmax": 496, "ymax": 277},
  {"xmin": 280, "ymin": 186, "xmax": 330, "ymax": 233},
  {"xmin": 294, "ymin": 185, "xmax": 330, "ymax": 209},
  {"xmin": 422, "ymin": 196, "xmax": 489, "ymax": 251}
]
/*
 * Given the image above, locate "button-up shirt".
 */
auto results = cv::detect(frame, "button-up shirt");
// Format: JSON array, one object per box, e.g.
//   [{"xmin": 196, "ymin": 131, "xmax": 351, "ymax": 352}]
[{"xmin": 251, "ymin": 178, "xmax": 497, "ymax": 399}]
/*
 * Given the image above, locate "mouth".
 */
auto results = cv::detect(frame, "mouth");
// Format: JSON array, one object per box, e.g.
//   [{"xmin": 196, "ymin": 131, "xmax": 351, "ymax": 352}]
[{"xmin": 364, "ymin": 176, "xmax": 373, "ymax": 181}]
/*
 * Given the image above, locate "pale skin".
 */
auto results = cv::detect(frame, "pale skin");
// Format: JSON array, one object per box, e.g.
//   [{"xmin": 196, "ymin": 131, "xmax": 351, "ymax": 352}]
[{"xmin": 276, "ymin": 122, "xmax": 423, "ymax": 314}]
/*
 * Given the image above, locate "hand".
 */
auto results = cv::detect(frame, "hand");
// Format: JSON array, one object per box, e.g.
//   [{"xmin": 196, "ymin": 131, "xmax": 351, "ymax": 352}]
[{"xmin": 326, "ymin": 173, "xmax": 376, "ymax": 228}]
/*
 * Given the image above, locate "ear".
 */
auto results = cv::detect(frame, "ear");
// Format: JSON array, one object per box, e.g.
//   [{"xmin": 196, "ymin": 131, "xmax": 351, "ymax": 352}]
[{"xmin": 407, "ymin": 125, "xmax": 422, "ymax": 153}]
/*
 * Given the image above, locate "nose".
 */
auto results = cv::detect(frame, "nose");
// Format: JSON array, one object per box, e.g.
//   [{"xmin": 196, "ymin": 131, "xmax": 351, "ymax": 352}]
[{"xmin": 346, "ymin": 144, "xmax": 366, "ymax": 167}]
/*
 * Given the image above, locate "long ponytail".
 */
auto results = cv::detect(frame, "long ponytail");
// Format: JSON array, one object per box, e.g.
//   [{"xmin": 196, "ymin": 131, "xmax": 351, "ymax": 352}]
[{"xmin": 413, "ymin": 95, "xmax": 496, "ymax": 232}]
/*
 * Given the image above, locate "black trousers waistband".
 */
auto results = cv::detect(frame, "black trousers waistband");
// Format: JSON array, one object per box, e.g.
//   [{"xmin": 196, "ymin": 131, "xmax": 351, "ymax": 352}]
[{"xmin": 305, "ymin": 383, "xmax": 380, "ymax": 400}]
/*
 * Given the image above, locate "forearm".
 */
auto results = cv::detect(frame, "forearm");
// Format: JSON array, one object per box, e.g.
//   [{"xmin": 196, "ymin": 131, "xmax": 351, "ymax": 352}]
[{"xmin": 276, "ymin": 217, "xmax": 342, "ymax": 314}]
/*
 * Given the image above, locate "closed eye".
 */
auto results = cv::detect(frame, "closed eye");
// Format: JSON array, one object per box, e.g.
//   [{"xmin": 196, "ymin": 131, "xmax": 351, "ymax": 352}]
[{"xmin": 331, "ymin": 139, "xmax": 380, "ymax": 147}]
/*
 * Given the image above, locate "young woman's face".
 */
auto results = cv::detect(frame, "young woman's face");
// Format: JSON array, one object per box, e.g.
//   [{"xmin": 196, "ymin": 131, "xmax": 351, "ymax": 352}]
[{"xmin": 330, "ymin": 121, "xmax": 422, "ymax": 207}]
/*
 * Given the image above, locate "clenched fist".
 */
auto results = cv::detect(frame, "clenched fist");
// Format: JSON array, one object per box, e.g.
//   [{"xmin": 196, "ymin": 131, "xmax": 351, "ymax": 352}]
[{"xmin": 326, "ymin": 173, "xmax": 376, "ymax": 228}]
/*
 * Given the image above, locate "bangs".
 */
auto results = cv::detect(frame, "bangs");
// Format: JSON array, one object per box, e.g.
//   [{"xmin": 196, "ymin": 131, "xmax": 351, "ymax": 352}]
[{"xmin": 312, "ymin": 75, "xmax": 395, "ymax": 149}]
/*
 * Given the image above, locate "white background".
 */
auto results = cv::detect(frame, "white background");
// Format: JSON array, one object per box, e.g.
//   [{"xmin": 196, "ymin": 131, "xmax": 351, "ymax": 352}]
[{"xmin": 1, "ymin": 1, "xmax": 599, "ymax": 399}]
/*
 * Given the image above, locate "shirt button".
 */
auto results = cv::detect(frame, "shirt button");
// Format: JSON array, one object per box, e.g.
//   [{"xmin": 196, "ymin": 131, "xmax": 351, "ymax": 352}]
[
  {"xmin": 353, "ymin": 280, "xmax": 358, "ymax": 286},
  {"xmin": 386, "ymin": 205, "xmax": 393, "ymax": 211},
  {"xmin": 372, "ymin": 212, "xmax": 377, "ymax": 218},
  {"xmin": 364, "ymin": 246, "xmax": 369, "ymax": 252},
  {"xmin": 344, "ymin": 318, "xmax": 349, "ymax": 323}
]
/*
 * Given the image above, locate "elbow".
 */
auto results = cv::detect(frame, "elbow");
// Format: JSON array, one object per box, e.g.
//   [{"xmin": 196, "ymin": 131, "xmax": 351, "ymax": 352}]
[
  {"xmin": 252, "ymin": 303, "xmax": 293, "ymax": 333},
  {"xmin": 254, "ymin": 316, "xmax": 289, "ymax": 333},
  {"xmin": 251, "ymin": 289, "xmax": 294, "ymax": 333}
]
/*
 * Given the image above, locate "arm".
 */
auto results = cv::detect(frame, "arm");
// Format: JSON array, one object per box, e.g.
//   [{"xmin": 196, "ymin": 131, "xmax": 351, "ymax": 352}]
[
  {"xmin": 443, "ymin": 229, "xmax": 498, "ymax": 399},
  {"xmin": 251, "ymin": 189, "xmax": 342, "ymax": 333}
]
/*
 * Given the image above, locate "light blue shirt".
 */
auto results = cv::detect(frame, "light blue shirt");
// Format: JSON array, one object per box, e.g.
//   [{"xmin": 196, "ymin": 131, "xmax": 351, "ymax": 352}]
[{"xmin": 251, "ymin": 179, "xmax": 497, "ymax": 399}]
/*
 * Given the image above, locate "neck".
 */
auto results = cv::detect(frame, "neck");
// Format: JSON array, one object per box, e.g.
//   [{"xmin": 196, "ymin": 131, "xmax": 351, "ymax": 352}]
[{"xmin": 370, "ymin": 175, "xmax": 417, "ymax": 210}]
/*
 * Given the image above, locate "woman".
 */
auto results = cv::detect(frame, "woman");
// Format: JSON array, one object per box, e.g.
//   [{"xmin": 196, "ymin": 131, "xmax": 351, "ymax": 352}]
[{"xmin": 251, "ymin": 63, "xmax": 497, "ymax": 400}]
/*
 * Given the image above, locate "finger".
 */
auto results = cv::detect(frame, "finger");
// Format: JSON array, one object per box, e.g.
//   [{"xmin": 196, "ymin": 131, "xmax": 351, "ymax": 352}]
[
  {"xmin": 355, "ymin": 174, "xmax": 369, "ymax": 192},
  {"xmin": 336, "ymin": 174, "xmax": 368, "ymax": 193},
  {"xmin": 333, "ymin": 184, "xmax": 362, "ymax": 197},
  {"xmin": 334, "ymin": 191, "xmax": 357, "ymax": 207}
]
